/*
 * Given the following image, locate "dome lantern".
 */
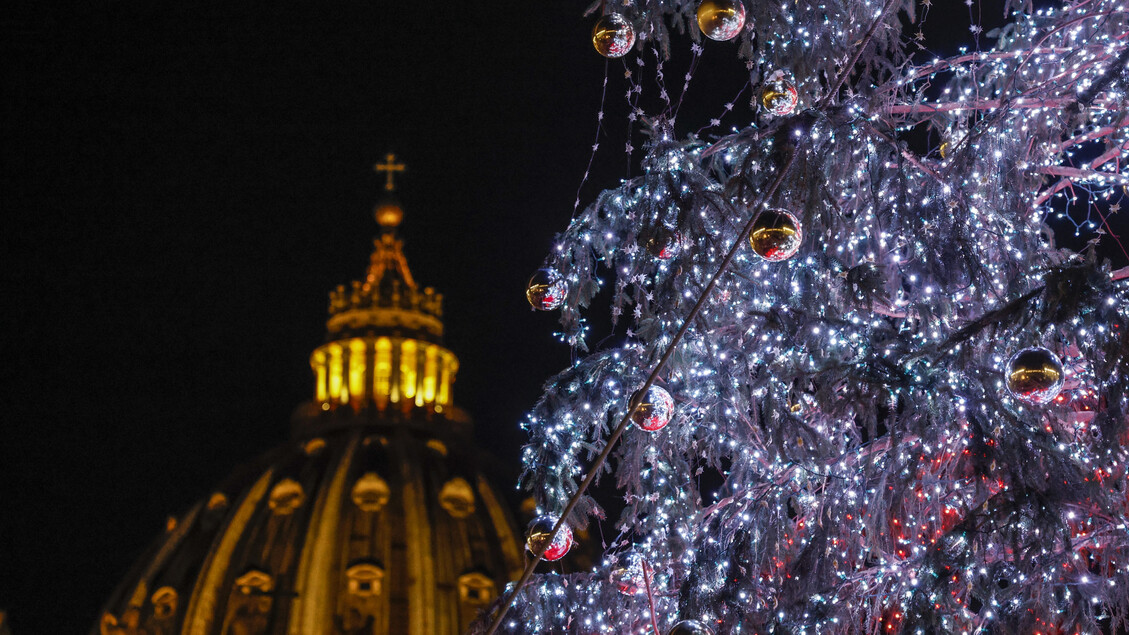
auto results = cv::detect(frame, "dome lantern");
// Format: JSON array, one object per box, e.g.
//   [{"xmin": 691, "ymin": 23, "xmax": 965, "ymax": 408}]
[{"xmin": 308, "ymin": 155, "xmax": 463, "ymax": 425}]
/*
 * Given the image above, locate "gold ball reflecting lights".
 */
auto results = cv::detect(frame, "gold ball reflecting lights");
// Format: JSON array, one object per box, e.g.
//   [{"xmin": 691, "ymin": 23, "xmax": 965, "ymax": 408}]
[
  {"xmin": 748, "ymin": 208, "xmax": 803, "ymax": 261},
  {"xmin": 760, "ymin": 75, "xmax": 799, "ymax": 116},
  {"xmin": 697, "ymin": 0, "xmax": 747, "ymax": 42},
  {"xmin": 1006, "ymin": 347, "xmax": 1065, "ymax": 405},
  {"xmin": 592, "ymin": 13, "xmax": 636, "ymax": 58},
  {"xmin": 526, "ymin": 515, "xmax": 573, "ymax": 561},
  {"xmin": 526, "ymin": 268, "xmax": 567, "ymax": 311}
]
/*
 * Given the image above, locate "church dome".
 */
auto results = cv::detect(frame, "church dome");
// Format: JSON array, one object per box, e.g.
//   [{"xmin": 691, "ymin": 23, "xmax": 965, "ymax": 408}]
[{"xmin": 94, "ymin": 157, "xmax": 524, "ymax": 635}]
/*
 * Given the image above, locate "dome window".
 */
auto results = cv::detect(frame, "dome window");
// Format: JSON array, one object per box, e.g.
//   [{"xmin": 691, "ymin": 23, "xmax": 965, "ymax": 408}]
[
  {"xmin": 207, "ymin": 492, "xmax": 229, "ymax": 511},
  {"xmin": 302, "ymin": 437, "xmax": 326, "ymax": 455},
  {"xmin": 351, "ymin": 472, "xmax": 391, "ymax": 512},
  {"xmin": 345, "ymin": 561, "xmax": 385, "ymax": 597},
  {"xmin": 267, "ymin": 478, "xmax": 305, "ymax": 515},
  {"xmin": 426, "ymin": 438, "xmax": 448, "ymax": 456},
  {"xmin": 150, "ymin": 586, "xmax": 178, "ymax": 619},
  {"xmin": 438, "ymin": 477, "xmax": 476, "ymax": 518},
  {"xmin": 457, "ymin": 572, "xmax": 496, "ymax": 605},
  {"xmin": 234, "ymin": 569, "xmax": 273, "ymax": 595}
]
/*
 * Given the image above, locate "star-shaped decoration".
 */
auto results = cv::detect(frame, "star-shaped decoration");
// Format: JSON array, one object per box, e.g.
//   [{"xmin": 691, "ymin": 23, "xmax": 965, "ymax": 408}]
[{"xmin": 1111, "ymin": 202, "xmax": 1121, "ymax": 214}]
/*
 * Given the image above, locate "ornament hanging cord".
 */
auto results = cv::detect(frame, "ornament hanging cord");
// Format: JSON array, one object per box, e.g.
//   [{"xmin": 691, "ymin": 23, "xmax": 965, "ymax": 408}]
[{"xmin": 484, "ymin": 4, "xmax": 897, "ymax": 631}]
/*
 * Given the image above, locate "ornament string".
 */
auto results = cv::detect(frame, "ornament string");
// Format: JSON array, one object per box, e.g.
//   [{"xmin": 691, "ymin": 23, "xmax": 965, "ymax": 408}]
[
  {"xmin": 484, "ymin": 146, "xmax": 803, "ymax": 635},
  {"xmin": 574, "ymin": 59, "xmax": 612, "ymax": 218}
]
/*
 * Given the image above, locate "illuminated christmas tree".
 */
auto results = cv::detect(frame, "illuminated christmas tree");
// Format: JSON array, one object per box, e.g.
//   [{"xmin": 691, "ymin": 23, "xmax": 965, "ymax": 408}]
[{"xmin": 480, "ymin": 0, "xmax": 1129, "ymax": 632}]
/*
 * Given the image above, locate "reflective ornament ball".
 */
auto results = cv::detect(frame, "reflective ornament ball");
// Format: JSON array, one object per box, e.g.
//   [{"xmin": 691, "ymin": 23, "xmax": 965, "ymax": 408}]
[
  {"xmin": 526, "ymin": 515, "xmax": 573, "ymax": 561},
  {"xmin": 697, "ymin": 0, "xmax": 746, "ymax": 41},
  {"xmin": 748, "ymin": 209, "xmax": 802, "ymax": 261},
  {"xmin": 646, "ymin": 227, "xmax": 681, "ymax": 259},
  {"xmin": 630, "ymin": 385, "xmax": 675, "ymax": 432},
  {"xmin": 593, "ymin": 13, "xmax": 636, "ymax": 58},
  {"xmin": 526, "ymin": 268, "xmax": 567, "ymax": 311},
  {"xmin": 760, "ymin": 74, "xmax": 799, "ymax": 116},
  {"xmin": 610, "ymin": 552, "xmax": 650, "ymax": 595},
  {"xmin": 1006, "ymin": 347, "xmax": 1065, "ymax": 405},
  {"xmin": 669, "ymin": 620, "xmax": 714, "ymax": 635}
]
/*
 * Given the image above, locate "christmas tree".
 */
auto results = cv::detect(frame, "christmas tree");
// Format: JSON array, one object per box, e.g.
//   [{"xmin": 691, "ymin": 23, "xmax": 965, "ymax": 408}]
[{"xmin": 478, "ymin": 0, "xmax": 1129, "ymax": 632}]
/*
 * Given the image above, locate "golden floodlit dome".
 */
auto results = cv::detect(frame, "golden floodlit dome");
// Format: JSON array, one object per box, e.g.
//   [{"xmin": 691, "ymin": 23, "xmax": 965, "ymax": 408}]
[{"xmin": 93, "ymin": 156, "xmax": 523, "ymax": 635}]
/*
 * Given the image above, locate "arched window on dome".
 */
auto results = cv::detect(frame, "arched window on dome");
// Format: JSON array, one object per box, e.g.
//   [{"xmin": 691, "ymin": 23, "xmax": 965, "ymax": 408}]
[
  {"xmin": 267, "ymin": 479, "xmax": 305, "ymax": 515},
  {"xmin": 221, "ymin": 568, "xmax": 273, "ymax": 635},
  {"xmin": 438, "ymin": 477, "xmax": 476, "ymax": 518},
  {"xmin": 150, "ymin": 586, "xmax": 178, "ymax": 620},
  {"xmin": 351, "ymin": 472, "xmax": 391, "ymax": 513},
  {"xmin": 345, "ymin": 561, "xmax": 385, "ymax": 597},
  {"xmin": 340, "ymin": 560, "xmax": 383, "ymax": 629},
  {"xmin": 457, "ymin": 571, "xmax": 497, "ymax": 632}
]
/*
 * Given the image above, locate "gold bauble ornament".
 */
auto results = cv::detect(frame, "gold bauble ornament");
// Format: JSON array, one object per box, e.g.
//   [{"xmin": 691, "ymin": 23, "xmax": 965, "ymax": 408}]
[
  {"xmin": 1006, "ymin": 347, "xmax": 1065, "ymax": 405},
  {"xmin": 645, "ymin": 226, "xmax": 681, "ymax": 259},
  {"xmin": 610, "ymin": 551, "xmax": 650, "ymax": 596},
  {"xmin": 592, "ymin": 13, "xmax": 636, "ymax": 58},
  {"xmin": 697, "ymin": 0, "xmax": 746, "ymax": 42},
  {"xmin": 760, "ymin": 72, "xmax": 799, "ymax": 116},
  {"xmin": 526, "ymin": 515, "xmax": 573, "ymax": 561},
  {"xmin": 526, "ymin": 268, "xmax": 567, "ymax": 311},
  {"xmin": 748, "ymin": 208, "xmax": 802, "ymax": 261}
]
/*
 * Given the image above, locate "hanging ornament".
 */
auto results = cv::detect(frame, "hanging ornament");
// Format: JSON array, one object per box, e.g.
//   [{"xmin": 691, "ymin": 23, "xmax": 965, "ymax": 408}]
[
  {"xmin": 696, "ymin": 0, "xmax": 746, "ymax": 42},
  {"xmin": 759, "ymin": 70, "xmax": 799, "ymax": 116},
  {"xmin": 526, "ymin": 515, "xmax": 573, "ymax": 561},
  {"xmin": 610, "ymin": 552, "xmax": 651, "ymax": 595},
  {"xmin": 526, "ymin": 268, "xmax": 567, "ymax": 311},
  {"xmin": 592, "ymin": 13, "xmax": 636, "ymax": 58},
  {"xmin": 669, "ymin": 620, "xmax": 714, "ymax": 635},
  {"xmin": 748, "ymin": 209, "xmax": 803, "ymax": 261},
  {"xmin": 788, "ymin": 390, "xmax": 815, "ymax": 414},
  {"xmin": 630, "ymin": 384, "xmax": 675, "ymax": 431},
  {"xmin": 645, "ymin": 226, "xmax": 682, "ymax": 259},
  {"xmin": 1006, "ymin": 347, "xmax": 1065, "ymax": 405}
]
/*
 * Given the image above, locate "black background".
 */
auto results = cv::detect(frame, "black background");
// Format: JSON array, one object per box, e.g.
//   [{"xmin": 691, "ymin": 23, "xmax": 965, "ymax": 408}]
[{"xmin": 2, "ymin": 2, "xmax": 1123, "ymax": 632}]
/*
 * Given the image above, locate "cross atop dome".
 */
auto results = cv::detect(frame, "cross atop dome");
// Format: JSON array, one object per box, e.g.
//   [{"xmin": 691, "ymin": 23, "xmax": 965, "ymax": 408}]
[{"xmin": 374, "ymin": 153, "xmax": 406, "ymax": 192}]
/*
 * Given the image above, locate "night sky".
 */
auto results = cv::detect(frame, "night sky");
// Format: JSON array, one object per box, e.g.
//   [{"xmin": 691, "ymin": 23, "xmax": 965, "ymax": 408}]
[{"xmin": 3, "ymin": 2, "xmax": 1125, "ymax": 633}]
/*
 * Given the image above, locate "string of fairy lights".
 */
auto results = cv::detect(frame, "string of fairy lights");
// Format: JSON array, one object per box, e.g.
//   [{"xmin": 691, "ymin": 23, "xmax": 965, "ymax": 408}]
[{"xmin": 480, "ymin": 0, "xmax": 1129, "ymax": 633}]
